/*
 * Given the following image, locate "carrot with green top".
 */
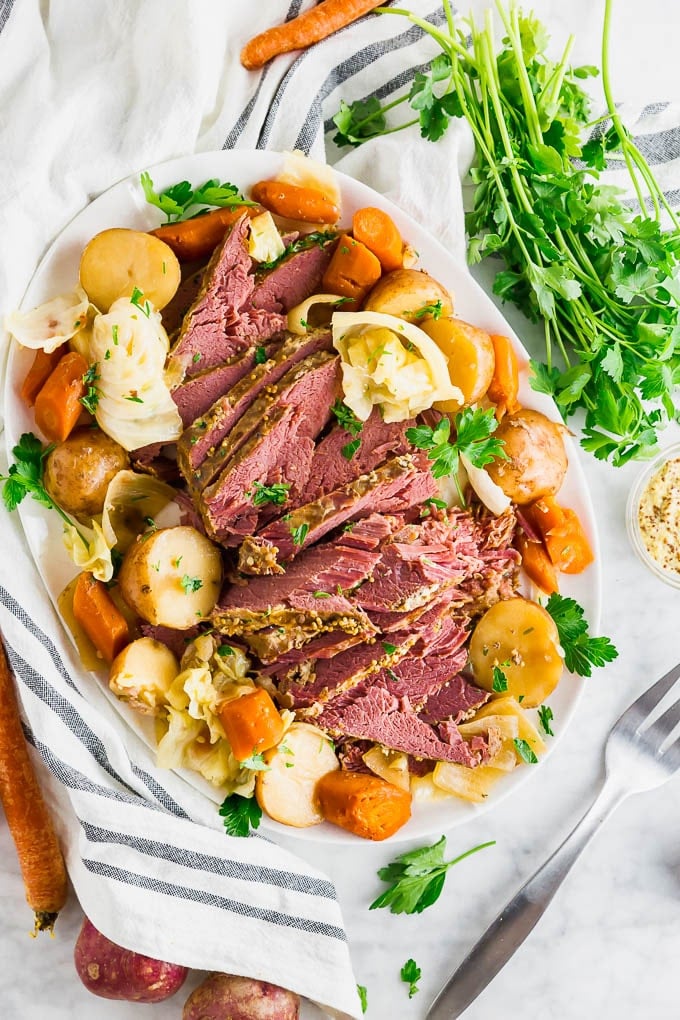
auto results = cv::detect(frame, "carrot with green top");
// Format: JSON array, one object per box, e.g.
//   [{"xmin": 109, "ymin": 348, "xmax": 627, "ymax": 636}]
[
  {"xmin": 33, "ymin": 351, "xmax": 88, "ymax": 443},
  {"xmin": 352, "ymin": 207, "xmax": 403, "ymax": 271}
]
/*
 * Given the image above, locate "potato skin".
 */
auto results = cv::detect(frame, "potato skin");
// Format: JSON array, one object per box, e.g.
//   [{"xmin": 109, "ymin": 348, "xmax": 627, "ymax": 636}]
[
  {"xmin": 43, "ymin": 428, "xmax": 129, "ymax": 518},
  {"xmin": 74, "ymin": 917, "xmax": 188, "ymax": 1002},
  {"xmin": 182, "ymin": 972, "xmax": 300, "ymax": 1020},
  {"xmin": 364, "ymin": 268, "xmax": 453, "ymax": 322},
  {"xmin": 79, "ymin": 228, "xmax": 181, "ymax": 312},
  {"xmin": 486, "ymin": 408, "xmax": 567, "ymax": 505}
]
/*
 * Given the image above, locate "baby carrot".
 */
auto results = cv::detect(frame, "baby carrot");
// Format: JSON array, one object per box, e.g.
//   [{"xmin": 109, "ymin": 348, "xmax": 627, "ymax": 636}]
[
  {"xmin": 316, "ymin": 770, "xmax": 412, "ymax": 841},
  {"xmin": 33, "ymin": 351, "xmax": 88, "ymax": 443},
  {"xmin": 322, "ymin": 233, "xmax": 382, "ymax": 307},
  {"xmin": 72, "ymin": 573, "xmax": 131, "ymax": 664},
  {"xmin": 527, "ymin": 496, "xmax": 594, "ymax": 575},
  {"xmin": 20, "ymin": 349, "xmax": 63, "ymax": 407},
  {"xmin": 218, "ymin": 688, "xmax": 284, "ymax": 762},
  {"xmin": 251, "ymin": 180, "xmax": 340, "ymax": 224},
  {"xmin": 352, "ymin": 207, "xmax": 403, "ymax": 272},
  {"xmin": 150, "ymin": 206, "xmax": 261, "ymax": 262},
  {"xmin": 516, "ymin": 531, "xmax": 559, "ymax": 594},
  {"xmin": 487, "ymin": 333, "xmax": 521, "ymax": 419},
  {"xmin": 0, "ymin": 638, "xmax": 68, "ymax": 933},
  {"xmin": 241, "ymin": 0, "xmax": 383, "ymax": 69}
]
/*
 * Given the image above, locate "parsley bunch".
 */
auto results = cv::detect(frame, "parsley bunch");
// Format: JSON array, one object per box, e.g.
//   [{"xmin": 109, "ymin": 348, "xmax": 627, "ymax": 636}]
[
  {"xmin": 333, "ymin": 0, "xmax": 680, "ymax": 465},
  {"xmin": 140, "ymin": 172, "xmax": 255, "ymax": 223}
]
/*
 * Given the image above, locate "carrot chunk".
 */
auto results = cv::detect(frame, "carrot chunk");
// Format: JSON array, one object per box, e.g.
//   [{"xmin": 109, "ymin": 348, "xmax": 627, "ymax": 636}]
[
  {"xmin": 218, "ymin": 687, "xmax": 285, "ymax": 762},
  {"xmin": 72, "ymin": 572, "xmax": 131, "ymax": 663},
  {"xmin": 527, "ymin": 496, "xmax": 594, "ymax": 574},
  {"xmin": 316, "ymin": 770, "xmax": 412, "ymax": 841},
  {"xmin": 33, "ymin": 351, "xmax": 88, "ymax": 443},
  {"xmin": 150, "ymin": 206, "xmax": 260, "ymax": 262},
  {"xmin": 516, "ymin": 531, "xmax": 559, "ymax": 594},
  {"xmin": 321, "ymin": 233, "xmax": 382, "ymax": 308},
  {"xmin": 487, "ymin": 333, "xmax": 520, "ymax": 418},
  {"xmin": 251, "ymin": 180, "xmax": 340, "ymax": 224},
  {"xmin": 20, "ymin": 348, "xmax": 64, "ymax": 407},
  {"xmin": 352, "ymin": 207, "xmax": 403, "ymax": 272}
]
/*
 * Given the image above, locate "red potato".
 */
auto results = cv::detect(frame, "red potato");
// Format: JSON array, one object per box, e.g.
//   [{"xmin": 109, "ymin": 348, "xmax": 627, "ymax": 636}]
[
  {"xmin": 74, "ymin": 917, "xmax": 188, "ymax": 1002},
  {"xmin": 183, "ymin": 972, "xmax": 300, "ymax": 1020}
]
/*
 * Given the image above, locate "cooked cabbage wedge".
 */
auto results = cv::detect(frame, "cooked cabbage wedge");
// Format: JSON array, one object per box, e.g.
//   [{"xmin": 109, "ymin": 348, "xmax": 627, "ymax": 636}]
[{"xmin": 6, "ymin": 286, "xmax": 92, "ymax": 353}]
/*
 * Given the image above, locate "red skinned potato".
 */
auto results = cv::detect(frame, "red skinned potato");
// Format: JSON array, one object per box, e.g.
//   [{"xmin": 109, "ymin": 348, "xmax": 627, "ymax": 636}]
[
  {"xmin": 183, "ymin": 972, "xmax": 300, "ymax": 1020},
  {"xmin": 74, "ymin": 917, "xmax": 188, "ymax": 1002}
]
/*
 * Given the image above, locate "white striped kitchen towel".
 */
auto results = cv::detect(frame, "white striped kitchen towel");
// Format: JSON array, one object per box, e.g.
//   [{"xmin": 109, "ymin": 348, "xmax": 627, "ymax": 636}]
[{"xmin": 0, "ymin": 1, "xmax": 678, "ymax": 1017}]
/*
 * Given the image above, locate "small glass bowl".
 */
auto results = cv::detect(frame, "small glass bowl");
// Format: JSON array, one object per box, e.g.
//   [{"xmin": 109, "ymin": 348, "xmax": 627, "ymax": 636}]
[{"xmin": 626, "ymin": 442, "xmax": 680, "ymax": 589}]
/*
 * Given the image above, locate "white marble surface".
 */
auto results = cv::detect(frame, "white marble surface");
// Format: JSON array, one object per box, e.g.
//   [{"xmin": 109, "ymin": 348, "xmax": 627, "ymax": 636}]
[{"xmin": 3, "ymin": 1, "xmax": 680, "ymax": 1017}]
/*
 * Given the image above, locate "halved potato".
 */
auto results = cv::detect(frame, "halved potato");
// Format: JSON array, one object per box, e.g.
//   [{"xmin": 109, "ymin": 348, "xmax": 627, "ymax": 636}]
[
  {"xmin": 362, "ymin": 746, "xmax": 410, "ymax": 792},
  {"xmin": 486, "ymin": 409, "xmax": 568, "ymax": 505},
  {"xmin": 255, "ymin": 722, "xmax": 339, "ymax": 828},
  {"xmin": 363, "ymin": 268, "xmax": 453, "ymax": 323},
  {"xmin": 474, "ymin": 696, "xmax": 547, "ymax": 757},
  {"xmin": 469, "ymin": 598, "xmax": 563, "ymax": 708},
  {"xmin": 118, "ymin": 525, "xmax": 222, "ymax": 629},
  {"xmin": 109, "ymin": 637, "xmax": 178, "ymax": 715},
  {"xmin": 433, "ymin": 760, "xmax": 510, "ymax": 803},
  {"xmin": 421, "ymin": 317, "xmax": 495, "ymax": 411},
  {"xmin": 79, "ymin": 228, "xmax": 181, "ymax": 312}
]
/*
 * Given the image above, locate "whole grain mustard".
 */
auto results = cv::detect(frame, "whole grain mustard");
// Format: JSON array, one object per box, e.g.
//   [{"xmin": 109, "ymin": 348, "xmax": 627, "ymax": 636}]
[{"xmin": 637, "ymin": 457, "xmax": 680, "ymax": 573}]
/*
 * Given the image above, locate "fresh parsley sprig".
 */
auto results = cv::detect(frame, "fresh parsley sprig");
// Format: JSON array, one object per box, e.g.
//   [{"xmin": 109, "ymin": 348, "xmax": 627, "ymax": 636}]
[
  {"xmin": 545, "ymin": 593, "xmax": 618, "ymax": 677},
  {"xmin": 249, "ymin": 481, "xmax": 290, "ymax": 507},
  {"xmin": 331, "ymin": 399, "xmax": 363, "ymax": 436},
  {"xmin": 218, "ymin": 793, "xmax": 262, "ymax": 838},
  {"xmin": 370, "ymin": 836, "xmax": 495, "ymax": 915},
  {"xmin": 80, "ymin": 363, "xmax": 101, "ymax": 415},
  {"xmin": 400, "ymin": 959, "xmax": 422, "ymax": 998},
  {"xmin": 1, "ymin": 433, "xmax": 88, "ymax": 548},
  {"xmin": 140, "ymin": 172, "xmax": 256, "ymax": 223},
  {"xmin": 258, "ymin": 231, "xmax": 335, "ymax": 271}
]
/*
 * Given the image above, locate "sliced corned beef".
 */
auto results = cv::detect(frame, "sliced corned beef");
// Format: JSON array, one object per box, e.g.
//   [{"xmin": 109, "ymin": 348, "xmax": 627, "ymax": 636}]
[
  {"xmin": 298, "ymin": 411, "xmax": 414, "ymax": 505},
  {"xmin": 256, "ymin": 629, "xmax": 366, "ymax": 669},
  {"xmin": 167, "ymin": 215, "xmax": 286, "ymax": 380},
  {"xmin": 254, "ymin": 452, "xmax": 438, "ymax": 566},
  {"xmin": 171, "ymin": 346, "xmax": 275, "ymax": 427},
  {"xmin": 337, "ymin": 740, "xmax": 374, "ymax": 774},
  {"xmin": 460, "ymin": 507, "xmax": 520, "ymax": 609},
  {"xmin": 189, "ymin": 349, "xmax": 341, "ymax": 493},
  {"xmin": 418, "ymin": 675, "xmax": 489, "ymax": 725},
  {"xmin": 251, "ymin": 237, "xmax": 338, "ymax": 313},
  {"xmin": 339, "ymin": 513, "xmax": 403, "ymax": 550},
  {"xmin": 179, "ymin": 329, "xmax": 332, "ymax": 478},
  {"xmin": 161, "ymin": 259, "xmax": 207, "ymax": 339},
  {"xmin": 140, "ymin": 623, "xmax": 200, "ymax": 659},
  {"xmin": 316, "ymin": 687, "xmax": 482, "ymax": 767}
]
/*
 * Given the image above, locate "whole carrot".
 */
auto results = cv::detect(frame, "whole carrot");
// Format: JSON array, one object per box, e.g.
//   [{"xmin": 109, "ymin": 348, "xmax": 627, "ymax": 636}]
[
  {"xmin": 241, "ymin": 0, "xmax": 383, "ymax": 69},
  {"xmin": 150, "ymin": 206, "xmax": 262, "ymax": 262},
  {"xmin": 0, "ymin": 638, "xmax": 68, "ymax": 933}
]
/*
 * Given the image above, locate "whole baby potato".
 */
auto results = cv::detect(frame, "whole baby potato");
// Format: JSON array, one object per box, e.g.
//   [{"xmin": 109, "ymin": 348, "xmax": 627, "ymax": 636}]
[
  {"xmin": 74, "ymin": 916, "xmax": 188, "ymax": 1002},
  {"xmin": 486, "ymin": 408, "xmax": 568, "ymax": 505},
  {"xmin": 182, "ymin": 972, "xmax": 300, "ymax": 1020},
  {"xmin": 79, "ymin": 228, "xmax": 181, "ymax": 312},
  {"xmin": 43, "ymin": 428, "xmax": 129, "ymax": 518},
  {"xmin": 363, "ymin": 268, "xmax": 453, "ymax": 322}
]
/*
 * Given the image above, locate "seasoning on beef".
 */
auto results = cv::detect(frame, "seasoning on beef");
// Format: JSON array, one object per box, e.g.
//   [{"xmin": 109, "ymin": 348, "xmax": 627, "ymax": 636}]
[
  {"xmin": 254, "ymin": 451, "xmax": 438, "ymax": 566},
  {"xmin": 256, "ymin": 629, "xmax": 367, "ymax": 669},
  {"xmin": 199, "ymin": 354, "xmax": 340, "ymax": 541},
  {"xmin": 418, "ymin": 674, "xmax": 489, "ymax": 725},
  {"xmin": 172, "ymin": 347, "xmax": 274, "ymax": 427},
  {"xmin": 179, "ymin": 329, "xmax": 332, "ymax": 478},
  {"xmin": 251, "ymin": 237, "xmax": 338, "ymax": 313},
  {"xmin": 167, "ymin": 215, "xmax": 286, "ymax": 381}
]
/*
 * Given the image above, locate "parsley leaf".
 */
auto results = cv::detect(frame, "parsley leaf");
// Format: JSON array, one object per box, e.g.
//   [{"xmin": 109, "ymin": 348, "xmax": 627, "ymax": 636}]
[
  {"xmin": 140, "ymin": 171, "xmax": 255, "ymax": 223},
  {"xmin": 217, "ymin": 644, "xmax": 234, "ymax": 657},
  {"xmin": 370, "ymin": 836, "xmax": 495, "ymax": 915},
  {"xmin": 241, "ymin": 752, "xmax": 269, "ymax": 772},
  {"xmin": 406, "ymin": 408, "xmax": 507, "ymax": 501},
  {"xmin": 514, "ymin": 738, "xmax": 539, "ymax": 764},
  {"xmin": 400, "ymin": 958, "xmax": 422, "ymax": 998},
  {"xmin": 537, "ymin": 704, "xmax": 555, "ymax": 736},
  {"xmin": 80, "ymin": 362, "xmax": 101, "ymax": 415},
  {"xmin": 180, "ymin": 574, "xmax": 203, "ymax": 595},
  {"xmin": 130, "ymin": 286, "xmax": 151, "ymax": 317},
  {"xmin": 290, "ymin": 522, "xmax": 309, "ymax": 547},
  {"xmin": 544, "ymin": 593, "xmax": 618, "ymax": 677},
  {"xmin": 258, "ymin": 231, "xmax": 333, "ymax": 272},
  {"xmin": 254, "ymin": 345, "xmax": 267, "ymax": 365},
  {"xmin": 341, "ymin": 438, "xmax": 361, "ymax": 460},
  {"xmin": 356, "ymin": 984, "xmax": 368, "ymax": 1014},
  {"xmin": 492, "ymin": 666, "xmax": 509, "ymax": 693},
  {"xmin": 332, "ymin": 96, "xmax": 387, "ymax": 148},
  {"xmin": 413, "ymin": 300, "xmax": 443, "ymax": 320},
  {"xmin": 249, "ymin": 481, "xmax": 290, "ymax": 507},
  {"xmin": 218, "ymin": 793, "xmax": 262, "ymax": 837},
  {"xmin": 331, "ymin": 399, "xmax": 363, "ymax": 436}
]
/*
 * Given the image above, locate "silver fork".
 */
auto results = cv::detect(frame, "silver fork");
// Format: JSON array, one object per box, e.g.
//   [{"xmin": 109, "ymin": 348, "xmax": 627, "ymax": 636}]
[{"xmin": 426, "ymin": 660, "xmax": 680, "ymax": 1020}]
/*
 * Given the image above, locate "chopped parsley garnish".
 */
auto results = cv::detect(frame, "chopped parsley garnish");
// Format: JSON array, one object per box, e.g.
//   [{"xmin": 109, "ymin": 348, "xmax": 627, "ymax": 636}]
[
  {"xmin": 241, "ymin": 752, "xmax": 269, "ymax": 771},
  {"xmin": 386, "ymin": 668, "xmax": 400, "ymax": 683},
  {"xmin": 544, "ymin": 593, "xmax": 618, "ymax": 677},
  {"xmin": 537, "ymin": 704, "xmax": 555, "ymax": 736},
  {"xmin": 258, "ymin": 230, "xmax": 333, "ymax": 271},
  {"xmin": 331, "ymin": 400, "xmax": 363, "ymax": 436},
  {"xmin": 492, "ymin": 666, "xmax": 509, "ymax": 693},
  {"xmin": 217, "ymin": 644, "xmax": 234, "ymax": 657},
  {"xmin": 341, "ymin": 438, "xmax": 361, "ymax": 460},
  {"xmin": 104, "ymin": 349, "xmax": 111, "ymax": 361},
  {"xmin": 218, "ymin": 793, "xmax": 261, "ymax": 837},
  {"xmin": 249, "ymin": 481, "xmax": 290, "ymax": 507},
  {"xmin": 80, "ymin": 362, "xmax": 101, "ymax": 415},
  {"xmin": 400, "ymin": 959, "xmax": 422, "ymax": 998},
  {"xmin": 111, "ymin": 324, "xmax": 119, "ymax": 345},
  {"xmin": 130, "ymin": 286, "xmax": 151, "ymax": 317},
  {"xmin": 140, "ymin": 171, "xmax": 255, "ymax": 223},
  {"xmin": 423, "ymin": 496, "xmax": 447, "ymax": 510},
  {"xmin": 382, "ymin": 641, "xmax": 397, "ymax": 654},
  {"xmin": 413, "ymin": 300, "xmax": 443, "ymax": 320},
  {"xmin": 357, "ymin": 984, "xmax": 368, "ymax": 1014},
  {"xmin": 313, "ymin": 590, "xmax": 331, "ymax": 599},
  {"xmin": 180, "ymin": 574, "xmax": 203, "ymax": 595},
  {"xmin": 192, "ymin": 352, "xmax": 202, "ymax": 363},
  {"xmin": 290, "ymin": 522, "xmax": 309, "ymax": 547},
  {"xmin": 124, "ymin": 393, "xmax": 144, "ymax": 403},
  {"xmin": 254, "ymin": 345, "xmax": 267, "ymax": 365},
  {"xmin": 513, "ymin": 738, "xmax": 539, "ymax": 764},
  {"xmin": 370, "ymin": 836, "xmax": 495, "ymax": 914}
]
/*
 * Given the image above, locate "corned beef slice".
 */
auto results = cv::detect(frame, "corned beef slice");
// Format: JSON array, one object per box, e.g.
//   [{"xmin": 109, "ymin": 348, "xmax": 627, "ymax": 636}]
[
  {"xmin": 167, "ymin": 215, "xmax": 286, "ymax": 379},
  {"xmin": 251, "ymin": 238, "xmax": 337, "ymax": 313},
  {"xmin": 317, "ymin": 687, "xmax": 482, "ymax": 766},
  {"xmin": 254, "ymin": 451, "xmax": 438, "ymax": 565},
  {"xmin": 299, "ymin": 412, "xmax": 414, "ymax": 505},
  {"xmin": 172, "ymin": 348, "xmax": 272, "ymax": 427},
  {"xmin": 179, "ymin": 329, "xmax": 332, "ymax": 477},
  {"xmin": 418, "ymin": 674, "xmax": 489, "ymax": 725},
  {"xmin": 256, "ymin": 629, "xmax": 366, "ymax": 669},
  {"xmin": 190, "ymin": 349, "xmax": 340, "ymax": 494}
]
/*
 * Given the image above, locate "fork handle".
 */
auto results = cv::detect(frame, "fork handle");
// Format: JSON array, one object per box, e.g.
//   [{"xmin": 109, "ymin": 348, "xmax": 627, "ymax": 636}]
[{"xmin": 426, "ymin": 776, "xmax": 629, "ymax": 1019}]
